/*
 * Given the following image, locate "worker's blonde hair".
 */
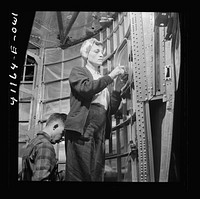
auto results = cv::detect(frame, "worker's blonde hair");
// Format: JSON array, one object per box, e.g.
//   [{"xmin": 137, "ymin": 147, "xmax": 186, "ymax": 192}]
[{"xmin": 80, "ymin": 38, "xmax": 106, "ymax": 63}]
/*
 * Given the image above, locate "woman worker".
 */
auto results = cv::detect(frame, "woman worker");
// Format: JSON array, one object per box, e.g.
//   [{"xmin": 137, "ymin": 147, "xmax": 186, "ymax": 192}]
[{"xmin": 64, "ymin": 38, "xmax": 127, "ymax": 181}]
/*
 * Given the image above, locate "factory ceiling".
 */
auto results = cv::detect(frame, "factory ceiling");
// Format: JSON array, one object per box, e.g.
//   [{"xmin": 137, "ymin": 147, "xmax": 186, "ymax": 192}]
[{"xmin": 29, "ymin": 11, "xmax": 118, "ymax": 49}]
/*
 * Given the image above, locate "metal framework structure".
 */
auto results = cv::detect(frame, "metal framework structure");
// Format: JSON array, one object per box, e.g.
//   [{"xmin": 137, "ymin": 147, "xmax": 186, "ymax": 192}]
[
  {"xmin": 18, "ymin": 12, "xmax": 181, "ymax": 182},
  {"xmin": 130, "ymin": 12, "xmax": 155, "ymax": 182},
  {"xmin": 57, "ymin": 12, "xmax": 80, "ymax": 46}
]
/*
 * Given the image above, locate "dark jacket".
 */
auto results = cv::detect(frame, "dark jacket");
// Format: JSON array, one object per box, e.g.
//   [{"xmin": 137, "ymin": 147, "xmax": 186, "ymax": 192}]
[{"xmin": 64, "ymin": 65, "xmax": 122, "ymax": 139}]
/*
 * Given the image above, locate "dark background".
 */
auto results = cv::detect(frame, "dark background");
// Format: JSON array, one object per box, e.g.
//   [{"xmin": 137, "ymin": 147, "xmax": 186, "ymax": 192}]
[{"xmin": 7, "ymin": 10, "xmax": 189, "ymax": 191}]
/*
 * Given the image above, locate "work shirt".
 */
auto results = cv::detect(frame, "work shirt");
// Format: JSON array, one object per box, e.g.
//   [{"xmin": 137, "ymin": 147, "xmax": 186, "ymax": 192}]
[
  {"xmin": 85, "ymin": 64, "xmax": 110, "ymax": 110},
  {"xmin": 21, "ymin": 131, "xmax": 57, "ymax": 181}
]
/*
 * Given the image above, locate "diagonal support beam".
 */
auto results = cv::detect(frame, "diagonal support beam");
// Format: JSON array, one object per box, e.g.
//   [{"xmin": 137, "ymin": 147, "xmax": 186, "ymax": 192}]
[
  {"xmin": 62, "ymin": 12, "xmax": 79, "ymax": 45},
  {"xmin": 56, "ymin": 11, "xmax": 64, "ymax": 42}
]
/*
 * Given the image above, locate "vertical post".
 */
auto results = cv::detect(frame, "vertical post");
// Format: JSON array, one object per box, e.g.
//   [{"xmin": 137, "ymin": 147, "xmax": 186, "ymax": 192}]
[
  {"xmin": 35, "ymin": 47, "xmax": 45, "ymax": 133},
  {"xmin": 131, "ymin": 121, "xmax": 138, "ymax": 182},
  {"xmin": 130, "ymin": 12, "xmax": 154, "ymax": 182},
  {"xmin": 116, "ymin": 118, "xmax": 122, "ymax": 181},
  {"xmin": 26, "ymin": 51, "xmax": 41, "ymax": 140},
  {"xmin": 122, "ymin": 100, "xmax": 128, "ymax": 152},
  {"xmin": 159, "ymin": 17, "xmax": 176, "ymax": 181},
  {"xmin": 142, "ymin": 12, "xmax": 155, "ymax": 181},
  {"xmin": 154, "ymin": 19, "xmax": 161, "ymax": 95},
  {"xmin": 159, "ymin": 27, "xmax": 166, "ymax": 95},
  {"xmin": 144, "ymin": 101, "xmax": 155, "ymax": 181},
  {"xmin": 142, "ymin": 12, "xmax": 155, "ymax": 99}
]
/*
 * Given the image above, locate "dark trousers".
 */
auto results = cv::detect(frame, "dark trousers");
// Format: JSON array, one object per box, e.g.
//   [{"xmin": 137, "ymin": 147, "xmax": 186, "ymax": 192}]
[{"xmin": 65, "ymin": 104, "xmax": 107, "ymax": 181}]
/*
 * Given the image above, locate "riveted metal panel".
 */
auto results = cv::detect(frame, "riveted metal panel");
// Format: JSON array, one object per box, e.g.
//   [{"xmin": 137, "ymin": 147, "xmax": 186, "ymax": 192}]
[
  {"xmin": 142, "ymin": 12, "xmax": 155, "ymax": 99},
  {"xmin": 135, "ymin": 101, "xmax": 149, "ymax": 182},
  {"xmin": 159, "ymin": 27, "xmax": 166, "ymax": 95},
  {"xmin": 130, "ymin": 12, "xmax": 151, "ymax": 182},
  {"xmin": 130, "ymin": 12, "xmax": 148, "ymax": 102}
]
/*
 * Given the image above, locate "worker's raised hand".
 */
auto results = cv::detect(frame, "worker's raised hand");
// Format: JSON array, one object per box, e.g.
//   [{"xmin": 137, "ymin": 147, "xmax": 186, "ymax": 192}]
[
  {"xmin": 109, "ymin": 65, "xmax": 125, "ymax": 80},
  {"xmin": 114, "ymin": 72, "xmax": 128, "ymax": 92}
]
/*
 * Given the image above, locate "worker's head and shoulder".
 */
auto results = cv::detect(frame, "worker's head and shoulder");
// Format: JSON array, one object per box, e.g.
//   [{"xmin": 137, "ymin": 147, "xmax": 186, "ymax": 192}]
[
  {"xmin": 24, "ymin": 113, "xmax": 67, "ymax": 156},
  {"xmin": 41, "ymin": 112, "xmax": 67, "ymax": 145},
  {"xmin": 22, "ymin": 113, "xmax": 67, "ymax": 163},
  {"xmin": 19, "ymin": 113, "xmax": 67, "ymax": 181}
]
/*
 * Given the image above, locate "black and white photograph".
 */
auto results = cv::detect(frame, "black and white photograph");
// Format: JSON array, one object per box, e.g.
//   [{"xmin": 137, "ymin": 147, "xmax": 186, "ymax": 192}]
[{"xmin": 8, "ymin": 11, "xmax": 188, "ymax": 188}]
